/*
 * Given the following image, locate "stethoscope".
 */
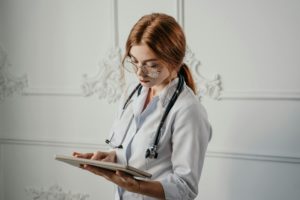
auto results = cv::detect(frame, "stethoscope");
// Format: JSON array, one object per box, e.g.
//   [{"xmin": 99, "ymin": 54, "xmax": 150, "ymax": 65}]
[{"xmin": 105, "ymin": 74, "xmax": 185, "ymax": 159}]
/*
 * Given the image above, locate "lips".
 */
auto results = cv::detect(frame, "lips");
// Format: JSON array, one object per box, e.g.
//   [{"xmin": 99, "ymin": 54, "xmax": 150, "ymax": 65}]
[{"xmin": 140, "ymin": 79, "xmax": 150, "ymax": 83}]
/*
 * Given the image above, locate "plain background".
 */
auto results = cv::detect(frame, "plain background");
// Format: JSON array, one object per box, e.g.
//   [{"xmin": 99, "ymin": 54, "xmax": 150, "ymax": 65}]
[{"xmin": 0, "ymin": 0, "xmax": 300, "ymax": 199}]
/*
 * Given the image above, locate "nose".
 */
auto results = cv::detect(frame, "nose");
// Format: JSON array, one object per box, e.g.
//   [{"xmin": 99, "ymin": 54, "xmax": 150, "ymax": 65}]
[{"xmin": 136, "ymin": 65, "xmax": 145, "ymax": 76}]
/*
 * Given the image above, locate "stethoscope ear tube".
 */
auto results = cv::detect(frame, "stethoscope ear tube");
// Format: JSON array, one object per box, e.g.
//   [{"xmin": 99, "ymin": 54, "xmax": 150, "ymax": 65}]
[{"xmin": 123, "ymin": 84, "xmax": 142, "ymax": 110}]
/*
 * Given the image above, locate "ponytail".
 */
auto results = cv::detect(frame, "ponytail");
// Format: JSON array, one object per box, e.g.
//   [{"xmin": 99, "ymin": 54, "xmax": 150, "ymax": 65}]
[{"xmin": 179, "ymin": 64, "xmax": 196, "ymax": 94}]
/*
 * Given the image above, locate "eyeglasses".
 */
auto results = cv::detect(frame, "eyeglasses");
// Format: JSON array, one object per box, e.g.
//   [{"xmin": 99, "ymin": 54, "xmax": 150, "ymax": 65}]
[{"xmin": 123, "ymin": 56, "xmax": 161, "ymax": 78}]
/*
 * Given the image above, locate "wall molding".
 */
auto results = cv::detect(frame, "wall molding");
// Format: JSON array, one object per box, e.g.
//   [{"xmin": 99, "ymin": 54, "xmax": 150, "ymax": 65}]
[
  {"xmin": 176, "ymin": 0, "xmax": 185, "ymax": 28},
  {"xmin": 0, "ymin": 138, "xmax": 107, "ymax": 150},
  {"xmin": 1, "ymin": 138, "xmax": 300, "ymax": 164},
  {"xmin": 220, "ymin": 90, "xmax": 300, "ymax": 101},
  {"xmin": 22, "ymin": 87, "xmax": 82, "ymax": 97},
  {"xmin": 0, "ymin": 144, "xmax": 3, "ymax": 200},
  {"xmin": 207, "ymin": 151, "xmax": 300, "ymax": 164},
  {"xmin": 111, "ymin": 0, "xmax": 119, "ymax": 48},
  {"xmin": 21, "ymin": 86, "xmax": 300, "ymax": 101}
]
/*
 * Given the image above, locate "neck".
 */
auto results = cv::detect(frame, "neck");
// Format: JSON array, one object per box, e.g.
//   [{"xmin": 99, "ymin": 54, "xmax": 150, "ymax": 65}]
[
  {"xmin": 148, "ymin": 88, "xmax": 156, "ymax": 99},
  {"xmin": 151, "ymin": 73, "xmax": 178, "ymax": 96}
]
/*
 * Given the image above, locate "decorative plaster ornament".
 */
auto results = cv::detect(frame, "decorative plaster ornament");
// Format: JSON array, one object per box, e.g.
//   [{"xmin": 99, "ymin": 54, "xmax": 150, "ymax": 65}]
[
  {"xmin": 82, "ymin": 46, "xmax": 222, "ymax": 103},
  {"xmin": 81, "ymin": 47, "xmax": 125, "ymax": 103},
  {"xmin": 26, "ymin": 184, "xmax": 89, "ymax": 200},
  {"xmin": 0, "ymin": 45, "xmax": 27, "ymax": 102},
  {"xmin": 184, "ymin": 46, "xmax": 222, "ymax": 100}
]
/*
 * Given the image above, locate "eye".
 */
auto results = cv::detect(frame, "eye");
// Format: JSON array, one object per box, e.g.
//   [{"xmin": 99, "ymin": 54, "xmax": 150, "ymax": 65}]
[{"xmin": 147, "ymin": 63, "xmax": 158, "ymax": 69}]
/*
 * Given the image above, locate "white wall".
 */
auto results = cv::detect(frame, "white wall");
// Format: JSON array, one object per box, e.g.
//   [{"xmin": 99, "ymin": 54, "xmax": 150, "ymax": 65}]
[
  {"xmin": 0, "ymin": 0, "xmax": 300, "ymax": 200},
  {"xmin": 1, "ymin": 1, "xmax": 6, "ymax": 199}
]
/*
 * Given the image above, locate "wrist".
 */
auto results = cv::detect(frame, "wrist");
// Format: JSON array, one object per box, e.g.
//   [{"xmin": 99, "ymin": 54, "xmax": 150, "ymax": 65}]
[
  {"xmin": 138, "ymin": 180, "xmax": 141, "ymax": 193},
  {"xmin": 135, "ymin": 179, "xmax": 141, "ymax": 194}
]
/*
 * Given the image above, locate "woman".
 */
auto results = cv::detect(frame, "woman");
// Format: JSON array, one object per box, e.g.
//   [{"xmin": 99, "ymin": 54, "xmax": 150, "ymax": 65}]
[{"xmin": 74, "ymin": 13, "xmax": 212, "ymax": 200}]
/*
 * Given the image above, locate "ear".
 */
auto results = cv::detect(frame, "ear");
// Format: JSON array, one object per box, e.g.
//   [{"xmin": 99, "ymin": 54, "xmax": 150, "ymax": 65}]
[{"xmin": 170, "ymin": 69, "xmax": 178, "ymax": 79}]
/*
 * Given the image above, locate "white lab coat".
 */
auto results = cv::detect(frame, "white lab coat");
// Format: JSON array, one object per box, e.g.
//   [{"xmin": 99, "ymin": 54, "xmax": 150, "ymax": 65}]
[{"xmin": 108, "ymin": 78, "xmax": 212, "ymax": 200}]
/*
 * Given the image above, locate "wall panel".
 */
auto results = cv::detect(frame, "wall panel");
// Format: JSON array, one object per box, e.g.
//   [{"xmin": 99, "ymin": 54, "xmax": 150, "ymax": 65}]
[
  {"xmin": 0, "ymin": 96, "xmax": 117, "ymax": 144},
  {"xmin": 1, "ymin": 0, "xmax": 111, "ymax": 90},
  {"xmin": 0, "ymin": 0, "xmax": 116, "ymax": 143},
  {"xmin": 185, "ymin": 0, "xmax": 300, "ymax": 91},
  {"xmin": 1, "ymin": 142, "xmax": 113, "ymax": 200},
  {"xmin": 203, "ymin": 99, "xmax": 300, "ymax": 156},
  {"xmin": 1, "ymin": 0, "xmax": 300, "ymax": 199},
  {"xmin": 198, "ymin": 157, "xmax": 300, "ymax": 200}
]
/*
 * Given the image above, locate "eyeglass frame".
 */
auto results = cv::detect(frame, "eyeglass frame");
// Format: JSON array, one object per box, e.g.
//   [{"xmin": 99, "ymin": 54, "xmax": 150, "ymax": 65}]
[{"xmin": 123, "ymin": 56, "xmax": 163, "ymax": 76}]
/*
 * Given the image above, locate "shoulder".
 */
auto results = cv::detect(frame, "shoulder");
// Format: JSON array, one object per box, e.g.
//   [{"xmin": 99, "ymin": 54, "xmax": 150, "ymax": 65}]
[
  {"xmin": 174, "ymin": 84, "xmax": 208, "ymax": 117},
  {"xmin": 171, "ymin": 84, "xmax": 212, "ymax": 140}
]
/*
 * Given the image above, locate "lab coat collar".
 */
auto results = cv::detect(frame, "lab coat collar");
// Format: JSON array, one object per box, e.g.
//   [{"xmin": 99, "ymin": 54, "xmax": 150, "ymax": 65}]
[
  {"xmin": 132, "ymin": 87, "xmax": 149, "ymax": 118},
  {"xmin": 157, "ymin": 77, "xmax": 180, "ymax": 107},
  {"xmin": 129, "ymin": 78, "xmax": 180, "ymax": 139},
  {"xmin": 132, "ymin": 77, "xmax": 180, "ymax": 114}
]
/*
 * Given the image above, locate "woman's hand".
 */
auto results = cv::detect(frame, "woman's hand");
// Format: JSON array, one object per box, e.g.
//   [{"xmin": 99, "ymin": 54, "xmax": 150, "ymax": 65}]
[
  {"xmin": 84, "ymin": 166, "xmax": 140, "ymax": 194},
  {"xmin": 86, "ymin": 167, "xmax": 165, "ymax": 199},
  {"xmin": 72, "ymin": 151, "xmax": 165, "ymax": 198},
  {"xmin": 72, "ymin": 151, "xmax": 116, "ymax": 170},
  {"xmin": 73, "ymin": 151, "xmax": 116, "ymax": 162},
  {"xmin": 73, "ymin": 151, "xmax": 140, "ymax": 193}
]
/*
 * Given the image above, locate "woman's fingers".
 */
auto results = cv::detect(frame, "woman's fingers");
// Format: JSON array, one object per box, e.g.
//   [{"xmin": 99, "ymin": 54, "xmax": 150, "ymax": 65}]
[
  {"xmin": 90, "ymin": 151, "xmax": 116, "ymax": 162},
  {"xmin": 115, "ymin": 170, "xmax": 128, "ymax": 178},
  {"xmin": 83, "ymin": 167, "xmax": 139, "ymax": 193},
  {"xmin": 84, "ymin": 166, "xmax": 125, "ymax": 182},
  {"xmin": 73, "ymin": 151, "xmax": 117, "ymax": 162},
  {"xmin": 101, "ymin": 155, "xmax": 114, "ymax": 162},
  {"xmin": 84, "ymin": 165, "xmax": 114, "ymax": 179},
  {"xmin": 90, "ymin": 151, "xmax": 108, "ymax": 160},
  {"xmin": 72, "ymin": 152, "xmax": 80, "ymax": 156},
  {"xmin": 114, "ymin": 170, "xmax": 139, "ymax": 193},
  {"xmin": 75, "ymin": 151, "xmax": 139, "ymax": 193},
  {"xmin": 72, "ymin": 152, "xmax": 93, "ymax": 159},
  {"xmin": 101, "ymin": 151, "xmax": 117, "ymax": 162}
]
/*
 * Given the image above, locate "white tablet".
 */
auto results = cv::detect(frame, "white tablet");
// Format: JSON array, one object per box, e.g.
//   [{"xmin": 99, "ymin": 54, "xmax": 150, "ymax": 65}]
[{"xmin": 55, "ymin": 154, "xmax": 152, "ymax": 178}]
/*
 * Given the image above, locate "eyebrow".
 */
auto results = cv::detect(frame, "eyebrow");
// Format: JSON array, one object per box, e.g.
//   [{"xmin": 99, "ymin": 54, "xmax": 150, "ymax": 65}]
[{"xmin": 129, "ymin": 53, "xmax": 159, "ymax": 63}]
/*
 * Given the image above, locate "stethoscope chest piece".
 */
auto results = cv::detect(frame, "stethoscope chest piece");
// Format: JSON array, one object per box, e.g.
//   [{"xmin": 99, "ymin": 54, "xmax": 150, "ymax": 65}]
[{"xmin": 145, "ymin": 145, "xmax": 158, "ymax": 159}]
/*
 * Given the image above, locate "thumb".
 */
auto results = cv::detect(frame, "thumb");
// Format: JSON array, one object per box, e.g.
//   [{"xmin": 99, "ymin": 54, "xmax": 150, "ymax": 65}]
[{"xmin": 116, "ymin": 170, "xmax": 125, "ymax": 176}]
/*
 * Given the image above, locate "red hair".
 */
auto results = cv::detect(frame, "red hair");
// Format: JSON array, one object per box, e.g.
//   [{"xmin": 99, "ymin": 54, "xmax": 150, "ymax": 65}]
[{"xmin": 122, "ymin": 13, "xmax": 196, "ymax": 94}]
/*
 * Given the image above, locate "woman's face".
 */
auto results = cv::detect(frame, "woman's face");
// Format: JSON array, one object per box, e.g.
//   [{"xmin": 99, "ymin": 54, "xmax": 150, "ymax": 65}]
[{"xmin": 129, "ymin": 44, "xmax": 175, "ymax": 92}]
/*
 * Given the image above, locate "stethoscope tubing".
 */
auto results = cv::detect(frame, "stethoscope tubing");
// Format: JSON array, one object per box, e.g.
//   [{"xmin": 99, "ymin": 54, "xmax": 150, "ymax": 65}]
[{"xmin": 106, "ymin": 74, "xmax": 184, "ymax": 159}]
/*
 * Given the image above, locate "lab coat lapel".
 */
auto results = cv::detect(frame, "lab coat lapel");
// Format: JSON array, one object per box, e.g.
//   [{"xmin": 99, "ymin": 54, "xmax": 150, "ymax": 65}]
[
  {"xmin": 120, "ymin": 87, "xmax": 148, "ymax": 151},
  {"xmin": 132, "ymin": 87, "xmax": 149, "ymax": 125}
]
